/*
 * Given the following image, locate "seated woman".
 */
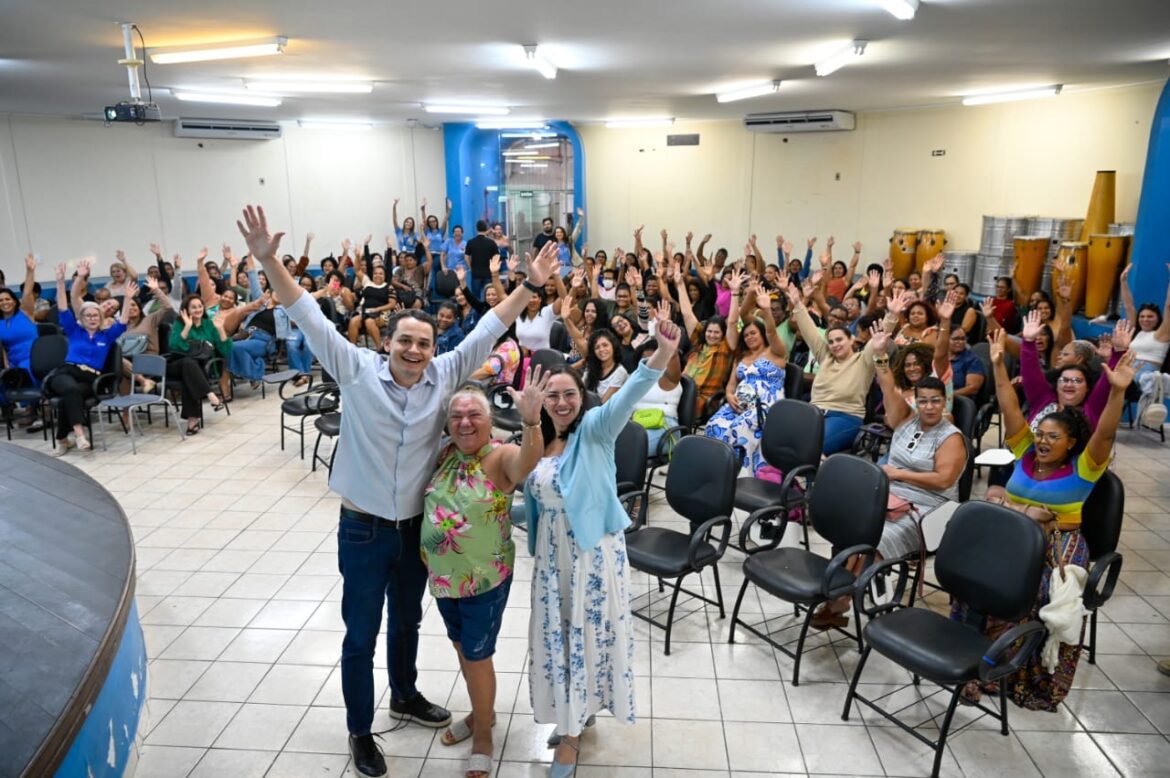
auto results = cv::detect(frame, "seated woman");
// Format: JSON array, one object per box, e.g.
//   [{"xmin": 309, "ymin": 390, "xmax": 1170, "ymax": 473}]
[
  {"xmin": 0, "ymin": 256, "xmax": 40, "ymax": 397},
  {"xmin": 889, "ymin": 292, "xmax": 955, "ymax": 411},
  {"xmin": 47, "ymin": 262, "xmax": 133, "ymax": 453},
  {"xmin": 1018, "ymin": 310, "xmax": 1126, "ymax": 433},
  {"xmin": 891, "ymin": 294, "xmax": 939, "ymax": 347},
  {"xmin": 974, "ymin": 329, "xmax": 1133, "ymax": 711},
  {"xmin": 630, "ymin": 335, "xmax": 683, "ymax": 455},
  {"xmin": 1119, "ymin": 263, "xmax": 1170, "ymax": 414},
  {"xmin": 469, "ymin": 328, "xmax": 521, "ymax": 386},
  {"xmin": 675, "ymin": 265, "xmax": 743, "ymax": 417},
  {"xmin": 453, "ymin": 266, "xmax": 490, "ymax": 333},
  {"xmin": 784, "ymin": 276, "xmax": 886, "ymax": 454},
  {"xmin": 581, "ymin": 329, "xmax": 628, "ymax": 403},
  {"xmin": 704, "ymin": 280, "xmax": 787, "ymax": 472},
  {"xmin": 117, "ymin": 277, "xmax": 174, "ymax": 393},
  {"xmin": 813, "ymin": 325, "xmax": 965, "ymax": 628},
  {"xmin": 423, "ymin": 373, "xmax": 547, "ymax": 778},
  {"xmin": 435, "ymin": 301, "xmax": 467, "ymax": 356},
  {"xmin": 315, "ymin": 270, "xmax": 357, "ymax": 329},
  {"xmin": 169, "ymin": 295, "xmax": 230, "ymax": 434},
  {"xmin": 611, "ymin": 311, "xmax": 649, "ymax": 371},
  {"xmin": 349, "ymin": 262, "xmax": 395, "ymax": 344}
]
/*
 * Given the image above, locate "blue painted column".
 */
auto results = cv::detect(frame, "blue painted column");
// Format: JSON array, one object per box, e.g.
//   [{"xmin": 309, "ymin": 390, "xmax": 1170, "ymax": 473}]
[{"xmin": 1126, "ymin": 78, "xmax": 1170, "ymax": 308}]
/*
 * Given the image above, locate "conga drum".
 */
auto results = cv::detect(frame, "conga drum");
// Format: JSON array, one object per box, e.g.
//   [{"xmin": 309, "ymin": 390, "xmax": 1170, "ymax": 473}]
[
  {"xmin": 1056, "ymin": 242, "xmax": 1089, "ymax": 310},
  {"xmin": 1012, "ymin": 236, "xmax": 1050, "ymax": 306},
  {"xmin": 890, "ymin": 229, "xmax": 918, "ymax": 280},
  {"xmin": 915, "ymin": 229, "xmax": 946, "ymax": 273},
  {"xmin": 1085, "ymin": 234, "xmax": 1127, "ymax": 317}
]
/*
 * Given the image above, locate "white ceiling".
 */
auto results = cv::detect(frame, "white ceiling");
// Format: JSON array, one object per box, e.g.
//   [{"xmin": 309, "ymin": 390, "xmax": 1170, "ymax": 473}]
[{"xmin": 2, "ymin": 0, "xmax": 1168, "ymax": 125}]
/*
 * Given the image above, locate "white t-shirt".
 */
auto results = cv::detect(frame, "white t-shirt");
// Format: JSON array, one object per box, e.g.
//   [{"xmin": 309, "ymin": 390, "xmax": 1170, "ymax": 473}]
[
  {"xmin": 515, "ymin": 305, "xmax": 557, "ymax": 352},
  {"xmin": 1131, "ymin": 330, "xmax": 1169, "ymax": 368},
  {"xmin": 634, "ymin": 378, "xmax": 683, "ymax": 420},
  {"xmin": 591, "ymin": 364, "xmax": 629, "ymax": 398}
]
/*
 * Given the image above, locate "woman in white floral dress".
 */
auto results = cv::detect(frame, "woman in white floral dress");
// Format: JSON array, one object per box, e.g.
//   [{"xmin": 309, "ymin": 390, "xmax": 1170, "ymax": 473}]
[{"xmin": 522, "ymin": 316, "xmax": 683, "ymax": 777}]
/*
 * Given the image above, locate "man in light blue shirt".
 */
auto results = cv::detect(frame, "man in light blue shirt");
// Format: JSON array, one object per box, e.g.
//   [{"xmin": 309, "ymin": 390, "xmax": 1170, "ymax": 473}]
[{"xmin": 237, "ymin": 204, "xmax": 562, "ymax": 778}]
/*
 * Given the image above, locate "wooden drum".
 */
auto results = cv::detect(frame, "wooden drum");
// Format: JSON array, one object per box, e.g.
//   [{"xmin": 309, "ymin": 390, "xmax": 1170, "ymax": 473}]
[
  {"xmin": 1012, "ymin": 236, "xmax": 1051, "ymax": 306},
  {"xmin": 1085, "ymin": 234, "xmax": 1128, "ymax": 318},
  {"xmin": 1056, "ymin": 242, "xmax": 1089, "ymax": 310},
  {"xmin": 890, "ymin": 228, "xmax": 919, "ymax": 280},
  {"xmin": 915, "ymin": 229, "xmax": 946, "ymax": 273}
]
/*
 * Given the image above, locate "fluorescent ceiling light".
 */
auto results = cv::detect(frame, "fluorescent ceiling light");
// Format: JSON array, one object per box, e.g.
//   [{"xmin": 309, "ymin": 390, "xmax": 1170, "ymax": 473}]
[
  {"xmin": 503, "ymin": 149, "xmax": 539, "ymax": 156},
  {"xmin": 171, "ymin": 90, "xmax": 281, "ymax": 107},
  {"xmin": 604, "ymin": 117, "xmax": 675, "ymax": 129},
  {"xmin": 524, "ymin": 141, "xmax": 561, "ymax": 149},
  {"xmin": 298, "ymin": 120, "xmax": 374, "ymax": 130},
  {"xmin": 246, "ymin": 80, "xmax": 373, "ymax": 94},
  {"xmin": 815, "ymin": 40, "xmax": 868, "ymax": 77},
  {"xmin": 523, "ymin": 45, "xmax": 557, "ymax": 79},
  {"xmin": 426, "ymin": 104, "xmax": 510, "ymax": 116},
  {"xmin": 875, "ymin": 0, "xmax": 919, "ymax": 21},
  {"xmin": 477, "ymin": 119, "xmax": 547, "ymax": 129},
  {"xmin": 716, "ymin": 80, "xmax": 781, "ymax": 103},
  {"xmin": 520, "ymin": 163, "xmax": 549, "ymax": 168},
  {"xmin": 961, "ymin": 85, "xmax": 1062, "ymax": 106},
  {"xmin": 150, "ymin": 37, "xmax": 287, "ymax": 64}
]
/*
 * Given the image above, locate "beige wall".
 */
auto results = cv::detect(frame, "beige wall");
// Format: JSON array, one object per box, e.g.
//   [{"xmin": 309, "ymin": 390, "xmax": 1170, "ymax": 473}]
[
  {"xmin": 580, "ymin": 82, "xmax": 1161, "ymax": 263},
  {"xmin": 0, "ymin": 116, "xmax": 446, "ymax": 283}
]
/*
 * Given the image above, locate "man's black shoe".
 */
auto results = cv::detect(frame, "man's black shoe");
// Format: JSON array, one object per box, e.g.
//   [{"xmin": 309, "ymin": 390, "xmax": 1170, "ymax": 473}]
[
  {"xmin": 389, "ymin": 693, "xmax": 453, "ymax": 728},
  {"xmin": 349, "ymin": 733, "xmax": 387, "ymax": 777}
]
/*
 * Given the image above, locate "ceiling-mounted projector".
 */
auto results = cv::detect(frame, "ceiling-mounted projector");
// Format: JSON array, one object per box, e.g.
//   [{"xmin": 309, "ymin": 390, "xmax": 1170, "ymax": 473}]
[{"xmin": 104, "ymin": 101, "xmax": 161, "ymax": 123}]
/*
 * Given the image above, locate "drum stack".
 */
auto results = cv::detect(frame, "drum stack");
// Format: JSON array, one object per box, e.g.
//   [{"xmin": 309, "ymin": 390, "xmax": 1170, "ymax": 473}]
[
  {"xmin": 889, "ymin": 228, "xmax": 948, "ymax": 280},
  {"xmin": 942, "ymin": 251, "xmax": 976, "ymax": 286},
  {"xmin": 1024, "ymin": 216, "xmax": 1084, "ymax": 297},
  {"xmin": 975, "ymin": 215, "xmax": 1030, "ymax": 297}
]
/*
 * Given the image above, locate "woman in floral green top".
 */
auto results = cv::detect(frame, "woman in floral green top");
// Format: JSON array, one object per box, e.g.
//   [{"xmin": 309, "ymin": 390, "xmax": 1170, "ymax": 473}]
[{"xmin": 422, "ymin": 367, "xmax": 548, "ymax": 778}]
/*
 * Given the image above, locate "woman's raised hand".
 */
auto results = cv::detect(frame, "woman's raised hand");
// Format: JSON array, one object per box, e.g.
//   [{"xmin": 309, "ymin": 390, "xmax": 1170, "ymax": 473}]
[
  {"xmin": 508, "ymin": 364, "xmax": 549, "ymax": 426},
  {"xmin": 124, "ymin": 280, "xmax": 139, "ymax": 300},
  {"xmin": 726, "ymin": 267, "xmax": 746, "ymax": 294},
  {"xmin": 656, "ymin": 318, "xmax": 682, "ymax": 357},
  {"xmin": 55, "ymin": 262, "xmax": 66, "ymax": 282},
  {"xmin": 1112, "ymin": 318, "xmax": 1135, "ymax": 352},
  {"xmin": 869, "ymin": 321, "xmax": 889, "ymax": 354},
  {"xmin": 236, "ymin": 205, "xmax": 285, "ymax": 262},
  {"xmin": 1103, "ymin": 350, "xmax": 1137, "ymax": 390},
  {"xmin": 988, "ymin": 328, "xmax": 1005, "ymax": 364},
  {"xmin": 526, "ymin": 241, "xmax": 560, "ymax": 288},
  {"xmin": 981, "ymin": 296, "xmax": 996, "ymax": 319},
  {"xmin": 626, "ymin": 266, "xmax": 643, "ymax": 290},
  {"xmin": 888, "ymin": 290, "xmax": 914, "ymax": 316},
  {"xmin": 937, "ymin": 290, "xmax": 958, "ymax": 322},
  {"xmin": 489, "ymin": 255, "xmax": 501, "ymax": 275},
  {"xmin": 1021, "ymin": 309, "xmax": 1043, "ymax": 341},
  {"xmin": 179, "ymin": 308, "xmax": 192, "ymax": 328},
  {"xmin": 655, "ymin": 298, "xmax": 672, "ymax": 323},
  {"xmin": 25, "ymin": 254, "xmax": 36, "ymax": 272},
  {"xmin": 455, "ymin": 265, "xmax": 466, "ymax": 285}
]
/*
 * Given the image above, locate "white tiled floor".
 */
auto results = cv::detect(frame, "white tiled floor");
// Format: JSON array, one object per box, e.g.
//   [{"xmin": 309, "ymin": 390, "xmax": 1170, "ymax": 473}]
[{"xmin": 13, "ymin": 385, "xmax": 1170, "ymax": 777}]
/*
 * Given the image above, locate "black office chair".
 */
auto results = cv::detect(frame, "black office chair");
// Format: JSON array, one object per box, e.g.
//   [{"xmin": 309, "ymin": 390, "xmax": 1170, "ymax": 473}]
[
  {"xmin": 644, "ymin": 374, "xmax": 698, "ymax": 492},
  {"xmin": 625, "ymin": 436, "xmax": 737, "ymax": 655},
  {"xmin": 842, "ymin": 502, "xmax": 1048, "ymax": 778},
  {"xmin": 312, "ymin": 411, "xmax": 343, "ymax": 475},
  {"xmin": 2, "ymin": 335, "xmax": 67, "ymax": 440},
  {"xmin": 549, "ymin": 320, "xmax": 573, "ymax": 354},
  {"xmin": 729, "ymin": 454, "xmax": 888, "ymax": 684},
  {"xmin": 615, "ymin": 421, "xmax": 650, "ymax": 529},
  {"xmin": 1080, "ymin": 471, "xmax": 1125, "ymax": 664},
  {"xmin": 281, "ymin": 383, "xmax": 339, "ymax": 458},
  {"xmin": 951, "ymin": 395, "xmax": 978, "ymax": 502},
  {"xmin": 731, "ymin": 399, "xmax": 823, "ymax": 551},
  {"xmin": 46, "ymin": 342, "xmax": 123, "ymax": 449},
  {"xmin": 783, "ymin": 362, "xmax": 805, "ymax": 403}
]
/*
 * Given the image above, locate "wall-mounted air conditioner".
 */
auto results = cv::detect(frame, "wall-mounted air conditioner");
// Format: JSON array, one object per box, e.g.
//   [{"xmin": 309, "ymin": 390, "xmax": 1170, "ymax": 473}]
[
  {"xmin": 743, "ymin": 110, "xmax": 855, "ymax": 133},
  {"xmin": 174, "ymin": 118, "xmax": 283, "ymax": 140}
]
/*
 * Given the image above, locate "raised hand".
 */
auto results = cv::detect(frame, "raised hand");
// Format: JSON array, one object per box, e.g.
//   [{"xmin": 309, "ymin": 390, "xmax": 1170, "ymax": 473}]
[
  {"xmin": 702, "ymin": 233, "xmax": 712, "ymax": 243},
  {"xmin": 455, "ymin": 265, "xmax": 466, "ymax": 285},
  {"xmin": 937, "ymin": 290, "xmax": 958, "ymax": 321},
  {"xmin": 655, "ymin": 297, "xmax": 672, "ymax": 323},
  {"xmin": 197, "ymin": 246, "xmax": 209, "ymax": 262},
  {"xmin": 883, "ymin": 270, "xmax": 895, "ymax": 288},
  {"xmin": 827, "ymin": 236, "xmax": 836, "ymax": 250},
  {"xmin": 889, "ymin": 290, "xmax": 915, "ymax": 316},
  {"xmin": 988, "ymin": 328, "xmax": 1005, "ymax": 364},
  {"xmin": 77, "ymin": 258, "xmax": 92, "ymax": 278},
  {"xmin": 145, "ymin": 276, "xmax": 160, "ymax": 292},
  {"xmin": 867, "ymin": 268, "xmax": 881, "ymax": 289},
  {"xmin": 1103, "ymin": 350, "xmax": 1137, "ymax": 390},
  {"xmin": 124, "ymin": 280, "xmax": 139, "ymax": 300},
  {"xmin": 634, "ymin": 224, "xmax": 644, "ymax": 239},
  {"xmin": 393, "ymin": 197, "xmax": 400, "ymax": 206},
  {"xmin": 24, "ymin": 253, "xmax": 36, "ymax": 272},
  {"xmin": 1056, "ymin": 275, "xmax": 1073, "ymax": 302},
  {"xmin": 685, "ymin": 230, "xmax": 693, "ymax": 244},
  {"xmin": 625, "ymin": 266, "xmax": 643, "ymax": 290},
  {"xmin": 660, "ymin": 228, "xmax": 668, "ymax": 242},
  {"xmin": 1021, "ymin": 309, "xmax": 1043, "ymax": 341},
  {"xmin": 807, "ymin": 237, "xmax": 817, "ymax": 249},
  {"xmin": 508, "ymin": 364, "xmax": 550, "ymax": 425},
  {"xmin": 569, "ymin": 268, "xmax": 584, "ymax": 289},
  {"xmin": 782, "ymin": 241, "xmax": 793, "ymax": 258},
  {"xmin": 726, "ymin": 268, "xmax": 746, "ymax": 294},
  {"xmin": 489, "ymin": 255, "xmax": 501, "ymax": 275},
  {"xmin": 981, "ymin": 296, "xmax": 996, "ymax": 319},
  {"xmin": 173, "ymin": 253, "xmax": 182, "ymax": 270},
  {"xmin": 750, "ymin": 233, "xmax": 758, "ymax": 246},
  {"xmin": 179, "ymin": 308, "xmax": 193, "ymax": 328},
  {"xmin": 507, "ymin": 255, "xmax": 520, "ymax": 273},
  {"xmin": 55, "ymin": 262, "xmax": 66, "ymax": 282},
  {"xmin": 420, "ymin": 197, "xmax": 428, "ymax": 210},
  {"xmin": 222, "ymin": 243, "xmax": 232, "ymax": 259},
  {"xmin": 1120, "ymin": 264, "xmax": 1132, "ymax": 282},
  {"xmin": 1112, "ymin": 318, "xmax": 1135, "ymax": 352},
  {"xmin": 363, "ymin": 234, "xmax": 372, "ymax": 247},
  {"xmin": 809, "ymin": 269, "xmax": 824, "ymax": 287},
  {"xmin": 819, "ymin": 252, "xmax": 831, "ymax": 270},
  {"xmin": 576, "ymin": 207, "xmax": 584, "ymax": 218},
  {"xmin": 148, "ymin": 243, "xmax": 162, "ymax": 258},
  {"xmin": 116, "ymin": 249, "xmax": 126, "ymax": 262},
  {"xmin": 236, "ymin": 205, "xmax": 286, "ymax": 262},
  {"xmin": 341, "ymin": 238, "xmax": 352, "ymax": 255},
  {"xmin": 775, "ymin": 234, "xmax": 784, "ymax": 247},
  {"xmin": 926, "ymin": 254, "xmax": 945, "ymax": 273},
  {"xmin": 306, "ymin": 232, "xmax": 315, "ymax": 244},
  {"xmin": 445, "ymin": 198, "xmax": 452, "ymax": 211},
  {"xmin": 526, "ymin": 241, "xmax": 560, "ymax": 288},
  {"xmin": 1096, "ymin": 333, "xmax": 1113, "ymax": 360},
  {"xmin": 869, "ymin": 321, "xmax": 889, "ymax": 354},
  {"xmin": 852, "ymin": 241, "xmax": 862, "ymax": 254},
  {"xmin": 656, "ymin": 317, "xmax": 682, "ymax": 356}
]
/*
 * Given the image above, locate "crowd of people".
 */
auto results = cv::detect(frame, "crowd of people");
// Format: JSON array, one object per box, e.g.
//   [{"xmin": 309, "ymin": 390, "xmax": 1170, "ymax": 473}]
[{"xmin": 2, "ymin": 202, "xmax": 1165, "ymax": 778}]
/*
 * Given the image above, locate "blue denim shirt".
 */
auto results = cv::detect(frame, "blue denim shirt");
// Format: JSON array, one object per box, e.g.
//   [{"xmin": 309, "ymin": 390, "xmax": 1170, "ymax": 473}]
[{"xmin": 524, "ymin": 362, "xmax": 665, "ymax": 553}]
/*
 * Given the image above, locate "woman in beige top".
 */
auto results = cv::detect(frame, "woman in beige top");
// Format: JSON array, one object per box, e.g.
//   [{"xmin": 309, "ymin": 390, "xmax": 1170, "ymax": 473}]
[{"xmin": 781, "ymin": 276, "xmax": 884, "ymax": 454}]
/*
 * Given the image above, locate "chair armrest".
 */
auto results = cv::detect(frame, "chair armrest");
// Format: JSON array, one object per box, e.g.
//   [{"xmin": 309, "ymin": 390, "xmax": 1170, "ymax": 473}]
[
  {"xmin": 822, "ymin": 543, "xmax": 876, "ymax": 599},
  {"xmin": 654, "ymin": 425, "xmax": 688, "ymax": 461},
  {"xmin": 738, "ymin": 506, "xmax": 792, "ymax": 554},
  {"xmin": 306, "ymin": 387, "xmax": 340, "ymax": 412},
  {"xmin": 777, "ymin": 464, "xmax": 816, "ymax": 499},
  {"xmin": 277, "ymin": 373, "xmax": 313, "ymax": 400},
  {"xmin": 689, "ymin": 516, "xmax": 732, "ymax": 568},
  {"xmin": 979, "ymin": 620, "xmax": 1047, "ymax": 683},
  {"xmin": 92, "ymin": 371, "xmax": 120, "ymax": 399},
  {"xmin": 1085, "ymin": 551, "xmax": 1123, "ymax": 609},
  {"xmin": 486, "ymin": 382, "xmax": 515, "ymax": 409},
  {"xmin": 203, "ymin": 356, "xmax": 225, "ymax": 380},
  {"xmin": 0, "ymin": 367, "xmax": 33, "ymax": 390},
  {"xmin": 618, "ymin": 486, "xmax": 646, "ymax": 530},
  {"xmin": 853, "ymin": 556, "xmax": 913, "ymax": 618}
]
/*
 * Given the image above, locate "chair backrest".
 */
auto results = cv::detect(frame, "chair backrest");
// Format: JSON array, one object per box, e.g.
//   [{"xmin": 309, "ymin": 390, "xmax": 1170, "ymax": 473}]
[
  {"xmin": 784, "ymin": 362, "xmax": 805, "ymax": 401},
  {"xmin": 968, "ymin": 310, "xmax": 988, "ymax": 347},
  {"xmin": 808, "ymin": 454, "xmax": 888, "ymax": 550},
  {"xmin": 35, "ymin": 322, "xmax": 62, "ymax": 336},
  {"xmin": 951, "ymin": 394, "xmax": 977, "ymax": 439},
  {"xmin": 29, "ymin": 334, "xmax": 68, "ymax": 379},
  {"xmin": 1080, "ymin": 470, "xmax": 1125, "ymax": 561},
  {"xmin": 760, "ymin": 399, "xmax": 824, "ymax": 474},
  {"xmin": 132, "ymin": 353, "xmax": 168, "ymax": 383},
  {"xmin": 676, "ymin": 373, "xmax": 698, "ymax": 430},
  {"xmin": 936, "ymin": 501, "xmax": 1046, "ymax": 621},
  {"xmin": 615, "ymin": 421, "xmax": 649, "ymax": 493},
  {"xmin": 549, "ymin": 320, "xmax": 572, "ymax": 353},
  {"xmin": 530, "ymin": 348, "xmax": 566, "ymax": 374},
  {"xmin": 664, "ymin": 436, "xmax": 737, "ymax": 525},
  {"xmin": 158, "ymin": 321, "xmax": 171, "ymax": 355}
]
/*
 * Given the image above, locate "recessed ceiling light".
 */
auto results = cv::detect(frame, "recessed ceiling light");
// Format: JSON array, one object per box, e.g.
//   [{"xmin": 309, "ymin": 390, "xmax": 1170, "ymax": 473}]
[
  {"xmin": 875, "ymin": 0, "xmax": 919, "ymax": 20},
  {"xmin": 523, "ymin": 45, "xmax": 557, "ymax": 80},
  {"xmin": 604, "ymin": 117, "xmax": 675, "ymax": 129},
  {"xmin": 246, "ymin": 80, "xmax": 373, "ymax": 94},
  {"xmin": 961, "ymin": 85, "xmax": 1062, "ymax": 106},
  {"xmin": 426, "ymin": 105, "xmax": 510, "ymax": 116},
  {"xmin": 150, "ymin": 37, "xmax": 287, "ymax": 64},
  {"xmin": 815, "ymin": 40, "xmax": 868, "ymax": 77},
  {"xmin": 502, "ymin": 149, "xmax": 539, "ymax": 156},
  {"xmin": 298, "ymin": 120, "xmax": 374, "ymax": 130},
  {"xmin": 171, "ymin": 90, "xmax": 282, "ymax": 107},
  {"xmin": 477, "ymin": 120, "xmax": 548, "ymax": 130},
  {"xmin": 716, "ymin": 80, "xmax": 781, "ymax": 103},
  {"xmin": 524, "ymin": 141, "xmax": 561, "ymax": 149},
  {"xmin": 519, "ymin": 162, "xmax": 549, "ymax": 168}
]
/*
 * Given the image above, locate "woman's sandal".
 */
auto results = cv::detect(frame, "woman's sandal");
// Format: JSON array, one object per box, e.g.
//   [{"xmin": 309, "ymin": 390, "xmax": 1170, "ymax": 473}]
[
  {"xmin": 549, "ymin": 738, "xmax": 578, "ymax": 778},
  {"xmin": 52, "ymin": 439, "xmax": 74, "ymax": 457},
  {"xmin": 75, "ymin": 434, "xmax": 92, "ymax": 451},
  {"xmin": 466, "ymin": 752, "xmax": 493, "ymax": 778},
  {"xmin": 441, "ymin": 714, "xmax": 496, "ymax": 746},
  {"xmin": 810, "ymin": 604, "xmax": 849, "ymax": 630},
  {"xmin": 547, "ymin": 715, "xmax": 594, "ymax": 747}
]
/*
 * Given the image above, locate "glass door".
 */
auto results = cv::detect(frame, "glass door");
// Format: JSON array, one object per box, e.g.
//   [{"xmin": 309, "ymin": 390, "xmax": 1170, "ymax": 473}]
[{"xmin": 498, "ymin": 135, "xmax": 575, "ymax": 265}]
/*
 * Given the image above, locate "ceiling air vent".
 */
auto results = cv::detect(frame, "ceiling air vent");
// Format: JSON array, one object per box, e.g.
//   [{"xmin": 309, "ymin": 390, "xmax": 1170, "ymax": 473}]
[
  {"xmin": 743, "ymin": 110, "xmax": 855, "ymax": 133},
  {"xmin": 174, "ymin": 118, "xmax": 283, "ymax": 140}
]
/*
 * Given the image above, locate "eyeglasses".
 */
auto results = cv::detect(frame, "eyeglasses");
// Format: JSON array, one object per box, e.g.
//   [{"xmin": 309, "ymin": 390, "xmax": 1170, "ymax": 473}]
[
  {"xmin": 1034, "ymin": 432, "xmax": 1066, "ymax": 443},
  {"xmin": 544, "ymin": 390, "xmax": 580, "ymax": 404},
  {"xmin": 905, "ymin": 430, "xmax": 926, "ymax": 451},
  {"xmin": 1057, "ymin": 376, "xmax": 1086, "ymax": 386}
]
